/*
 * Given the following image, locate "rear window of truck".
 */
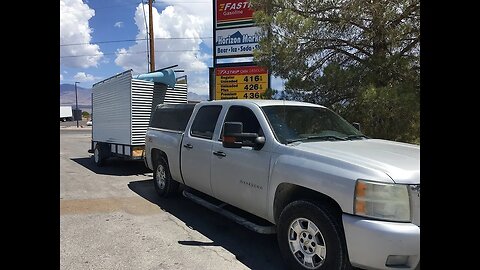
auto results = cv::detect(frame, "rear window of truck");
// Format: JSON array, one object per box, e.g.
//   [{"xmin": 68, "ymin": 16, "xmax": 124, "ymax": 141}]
[
  {"xmin": 190, "ymin": 105, "xmax": 222, "ymax": 140},
  {"xmin": 150, "ymin": 104, "xmax": 195, "ymax": 132}
]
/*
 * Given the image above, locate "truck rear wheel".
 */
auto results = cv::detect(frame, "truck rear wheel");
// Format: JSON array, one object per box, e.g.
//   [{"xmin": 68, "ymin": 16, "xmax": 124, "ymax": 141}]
[
  {"xmin": 153, "ymin": 157, "xmax": 178, "ymax": 197},
  {"xmin": 93, "ymin": 144, "xmax": 106, "ymax": 167},
  {"xmin": 277, "ymin": 200, "xmax": 350, "ymax": 270}
]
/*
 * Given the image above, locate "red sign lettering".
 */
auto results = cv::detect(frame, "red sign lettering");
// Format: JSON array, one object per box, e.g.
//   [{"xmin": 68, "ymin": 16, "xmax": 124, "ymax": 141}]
[
  {"xmin": 216, "ymin": 0, "xmax": 254, "ymax": 24},
  {"xmin": 216, "ymin": 66, "xmax": 268, "ymax": 76}
]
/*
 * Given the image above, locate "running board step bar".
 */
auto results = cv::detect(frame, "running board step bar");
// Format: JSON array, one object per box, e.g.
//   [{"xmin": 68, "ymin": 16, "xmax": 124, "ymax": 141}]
[{"xmin": 182, "ymin": 190, "xmax": 276, "ymax": 234}]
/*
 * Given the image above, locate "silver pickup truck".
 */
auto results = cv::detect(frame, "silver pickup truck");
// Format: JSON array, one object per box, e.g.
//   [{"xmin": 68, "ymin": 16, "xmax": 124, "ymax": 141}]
[{"xmin": 144, "ymin": 100, "xmax": 420, "ymax": 270}]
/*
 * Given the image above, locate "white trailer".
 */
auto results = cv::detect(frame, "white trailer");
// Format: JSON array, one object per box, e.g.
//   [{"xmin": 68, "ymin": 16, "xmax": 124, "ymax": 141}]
[
  {"xmin": 60, "ymin": 106, "xmax": 73, "ymax": 122},
  {"xmin": 88, "ymin": 69, "xmax": 188, "ymax": 166}
]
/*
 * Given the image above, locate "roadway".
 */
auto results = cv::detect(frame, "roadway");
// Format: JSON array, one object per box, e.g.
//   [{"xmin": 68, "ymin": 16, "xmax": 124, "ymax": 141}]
[{"xmin": 60, "ymin": 128, "xmax": 285, "ymax": 270}]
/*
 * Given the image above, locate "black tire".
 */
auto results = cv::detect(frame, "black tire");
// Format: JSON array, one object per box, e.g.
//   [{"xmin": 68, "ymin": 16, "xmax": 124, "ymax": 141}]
[
  {"xmin": 153, "ymin": 157, "xmax": 179, "ymax": 197},
  {"xmin": 277, "ymin": 200, "xmax": 350, "ymax": 270},
  {"xmin": 93, "ymin": 144, "xmax": 106, "ymax": 167}
]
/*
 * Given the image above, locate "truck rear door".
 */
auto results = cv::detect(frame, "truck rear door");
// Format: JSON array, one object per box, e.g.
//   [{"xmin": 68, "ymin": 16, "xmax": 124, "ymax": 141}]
[{"xmin": 180, "ymin": 105, "xmax": 223, "ymax": 196}]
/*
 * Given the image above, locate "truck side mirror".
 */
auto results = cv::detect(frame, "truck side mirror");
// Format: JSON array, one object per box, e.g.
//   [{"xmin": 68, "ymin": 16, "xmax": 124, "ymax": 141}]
[
  {"xmin": 222, "ymin": 122, "xmax": 265, "ymax": 150},
  {"xmin": 352, "ymin": 122, "xmax": 361, "ymax": 131}
]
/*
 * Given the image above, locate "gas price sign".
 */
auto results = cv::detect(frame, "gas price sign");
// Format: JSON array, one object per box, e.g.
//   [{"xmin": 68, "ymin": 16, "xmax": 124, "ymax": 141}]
[{"xmin": 215, "ymin": 66, "xmax": 269, "ymax": 100}]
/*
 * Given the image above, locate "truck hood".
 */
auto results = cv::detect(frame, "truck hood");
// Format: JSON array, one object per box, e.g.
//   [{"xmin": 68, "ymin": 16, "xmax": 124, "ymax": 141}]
[{"xmin": 292, "ymin": 139, "xmax": 420, "ymax": 184}]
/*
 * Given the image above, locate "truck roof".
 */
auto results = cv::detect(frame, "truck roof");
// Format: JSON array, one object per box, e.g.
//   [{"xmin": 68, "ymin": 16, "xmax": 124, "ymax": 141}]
[{"xmin": 198, "ymin": 99, "xmax": 326, "ymax": 108}]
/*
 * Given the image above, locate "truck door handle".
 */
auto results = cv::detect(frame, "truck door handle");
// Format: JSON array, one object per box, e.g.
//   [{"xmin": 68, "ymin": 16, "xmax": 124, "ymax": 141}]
[
  {"xmin": 183, "ymin": 144, "xmax": 193, "ymax": 149},
  {"xmin": 213, "ymin": 151, "xmax": 226, "ymax": 157}
]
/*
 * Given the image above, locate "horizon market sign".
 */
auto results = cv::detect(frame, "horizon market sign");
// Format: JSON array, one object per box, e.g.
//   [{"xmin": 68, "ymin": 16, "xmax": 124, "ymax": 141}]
[
  {"xmin": 216, "ymin": 27, "xmax": 262, "ymax": 57},
  {"xmin": 216, "ymin": 0, "xmax": 254, "ymax": 29},
  {"xmin": 215, "ymin": 66, "xmax": 269, "ymax": 100}
]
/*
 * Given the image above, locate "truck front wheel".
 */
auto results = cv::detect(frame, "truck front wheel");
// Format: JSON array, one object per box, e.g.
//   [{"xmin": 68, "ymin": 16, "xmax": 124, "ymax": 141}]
[
  {"xmin": 153, "ymin": 157, "xmax": 178, "ymax": 197},
  {"xmin": 277, "ymin": 200, "xmax": 350, "ymax": 270}
]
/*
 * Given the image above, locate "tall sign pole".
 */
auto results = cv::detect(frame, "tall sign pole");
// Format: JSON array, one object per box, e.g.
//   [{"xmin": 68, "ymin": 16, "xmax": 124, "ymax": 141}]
[{"xmin": 148, "ymin": 0, "xmax": 155, "ymax": 72}]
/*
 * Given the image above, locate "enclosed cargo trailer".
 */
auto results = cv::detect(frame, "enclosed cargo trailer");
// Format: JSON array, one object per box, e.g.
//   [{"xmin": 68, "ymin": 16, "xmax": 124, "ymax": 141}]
[{"xmin": 89, "ymin": 69, "xmax": 187, "ymax": 166}]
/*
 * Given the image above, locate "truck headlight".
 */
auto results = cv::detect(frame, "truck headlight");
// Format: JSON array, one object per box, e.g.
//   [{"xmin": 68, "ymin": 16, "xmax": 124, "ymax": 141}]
[{"xmin": 354, "ymin": 180, "xmax": 410, "ymax": 222}]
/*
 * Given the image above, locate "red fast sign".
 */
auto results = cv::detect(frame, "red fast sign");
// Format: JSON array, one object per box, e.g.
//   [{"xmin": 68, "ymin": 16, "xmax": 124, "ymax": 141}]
[
  {"xmin": 216, "ymin": 0, "xmax": 254, "ymax": 23},
  {"xmin": 215, "ymin": 66, "xmax": 267, "ymax": 76}
]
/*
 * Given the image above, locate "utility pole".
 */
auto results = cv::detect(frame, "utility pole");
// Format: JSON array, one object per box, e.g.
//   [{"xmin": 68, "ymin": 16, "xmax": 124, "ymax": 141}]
[
  {"xmin": 74, "ymin": 81, "xmax": 80, "ymax": 128},
  {"xmin": 148, "ymin": 0, "xmax": 155, "ymax": 72}
]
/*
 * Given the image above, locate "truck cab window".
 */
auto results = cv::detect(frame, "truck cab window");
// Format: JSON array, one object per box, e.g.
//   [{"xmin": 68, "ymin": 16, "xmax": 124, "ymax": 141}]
[
  {"xmin": 190, "ymin": 105, "xmax": 222, "ymax": 140},
  {"xmin": 221, "ymin": 106, "xmax": 263, "ymax": 141},
  {"xmin": 150, "ymin": 104, "xmax": 195, "ymax": 131}
]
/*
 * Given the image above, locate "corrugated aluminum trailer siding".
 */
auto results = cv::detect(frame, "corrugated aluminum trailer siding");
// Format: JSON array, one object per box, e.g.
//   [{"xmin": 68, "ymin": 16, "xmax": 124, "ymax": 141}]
[
  {"xmin": 131, "ymin": 80, "xmax": 187, "ymax": 145},
  {"xmin": 131, "ymin": 79, "xmax": 155, "ymax": 145},
  {"xmin": 153, "ymin": 83, "xmax": 188, "ymax": 105},
  {"xmin": 167, "ymin": 83, "xmax": 188, "ymax": 104},
  {"xmin": 94, "ymin": 71, "xmax": 188, "ymax": 147},
  {"xmin": 92, "ymin": 70, "xmax": 133, "ymax": 145}
]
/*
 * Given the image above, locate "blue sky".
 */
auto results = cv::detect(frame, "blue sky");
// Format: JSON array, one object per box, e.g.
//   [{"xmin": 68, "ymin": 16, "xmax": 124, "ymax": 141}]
[{"xmin": 60, "ymin": 0, "xmax": 284, "ymax": 95}]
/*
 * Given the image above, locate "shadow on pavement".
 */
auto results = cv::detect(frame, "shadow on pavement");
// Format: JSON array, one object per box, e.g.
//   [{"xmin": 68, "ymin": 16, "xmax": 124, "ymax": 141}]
[
  {"xmin": 71, "ymin": 157, "xmax": 151, "ymax": 176},
  {"xmin": 128, "ymin": 179, "xmax": 287, "ymax": 270}
]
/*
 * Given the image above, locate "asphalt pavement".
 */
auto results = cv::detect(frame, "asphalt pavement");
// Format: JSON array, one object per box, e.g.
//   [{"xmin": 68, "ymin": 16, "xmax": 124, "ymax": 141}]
[{"xmin": 60, "ymin": 128, "xmax": 286, "ymax": 270}]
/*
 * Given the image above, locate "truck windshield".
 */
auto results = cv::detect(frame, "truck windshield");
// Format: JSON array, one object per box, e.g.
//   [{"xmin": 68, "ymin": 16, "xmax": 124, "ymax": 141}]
[{"xmin": 261, "ymin": 105, "xmax": 366, "ymax": 145}]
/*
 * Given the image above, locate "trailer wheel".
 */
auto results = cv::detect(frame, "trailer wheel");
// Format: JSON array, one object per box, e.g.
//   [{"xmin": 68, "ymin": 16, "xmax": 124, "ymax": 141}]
[
  {"xmin": 153, "ymin": 157, "xmax": 178, "ymax": 197},
  {"xmin": 93, "ymin": 144, "xmax": 106, "ymax": 167}
]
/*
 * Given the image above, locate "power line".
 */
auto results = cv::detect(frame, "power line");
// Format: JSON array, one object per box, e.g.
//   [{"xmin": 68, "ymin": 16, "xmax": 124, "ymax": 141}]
[
  {"xmin": 92, "ymin": 2, "xmax": 141, "ymax": 10},
  {"xmin": 162, "ymin": 1, "xmax": 211, "ymax": 2},
  {"xmin": 60, "ymin": 49, "xmax": 202, "ymax": 59},
  {"xmin": 60, "ymin": 37, "xmax": 213, "ymax": 47},
  {"xmin": 60, "ymin": 39, "xmax": 140, "ymax": 46},
  {"xmin": 158, "ymin": 1, "xmax": 211, "ymax": 3},
  {"xmin": 92, "ymin": 1, "xmax": 211, "ymax": 10}
]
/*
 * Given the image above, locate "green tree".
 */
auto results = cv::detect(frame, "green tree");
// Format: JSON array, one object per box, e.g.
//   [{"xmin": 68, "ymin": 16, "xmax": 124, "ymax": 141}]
[
  {"xmin": 343, "ymin": 83, "xmax": 419, "ymax": 143},
  {"xmin": 251, "ymin": 0, "xmax": 420, "ymax": 143},
  {"xmin": 82, "ymin": 111, "xmax": 90, "ymax": 119},
  {"xmin": 261, "ymin": 87, "xmax": 278, "ymax": 99}
]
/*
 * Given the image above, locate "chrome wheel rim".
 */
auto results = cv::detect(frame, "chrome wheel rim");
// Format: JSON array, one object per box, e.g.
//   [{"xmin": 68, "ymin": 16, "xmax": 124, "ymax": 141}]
[
  {"xmin": 155, "ymin": 164, "xmax": 166, "ymax": 190},
  {"xmin": 288, "ymin": 217, "xmax": 326, "ymax": 269},
  {"xmin": 94, "ymin": 148, "xmax": 100, "ymax": 163}
]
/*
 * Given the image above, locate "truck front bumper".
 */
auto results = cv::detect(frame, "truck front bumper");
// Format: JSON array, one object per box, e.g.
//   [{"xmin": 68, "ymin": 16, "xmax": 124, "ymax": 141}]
[{"xmin": 342, "ymin": 214, "xmax": 420, "ymax": 270}]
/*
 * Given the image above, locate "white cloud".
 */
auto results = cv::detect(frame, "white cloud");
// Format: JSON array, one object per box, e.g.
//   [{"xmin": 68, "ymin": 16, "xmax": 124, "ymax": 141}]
[
  {"xmin": 114, "ymin": 21, "xmax": 124, "ymax": 28},
  {"xmin": 74, "ymin": 72, "xmax": 100, "ymax": 82},
  {"xmin": 115, "ymin": 3, "xmax": 213, "ymax": 95},
  {"xmin": 160, "ymin": 0, "xmax": 213, "ymax": 48},
  {"xmin": 196, "ymin": 52, "xmax": 213, "ymax": 63},
  {"xmin": 188, "ymin": 76, "xmax": 210, "ymax": 96},
  {"xmin": 271, "ymin": 76, "xmax": 285, "ymax": 91},
  {"xmin": 60, "ymin": 0, "xmax": 103, "ymax": 68},
  {"xmin": 115, "ymin": 4, "xmax": 210, "ymax": 74},
  {"xmin": 60, "ymin": 74, "xmax": 64, "ymax": 81}
]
